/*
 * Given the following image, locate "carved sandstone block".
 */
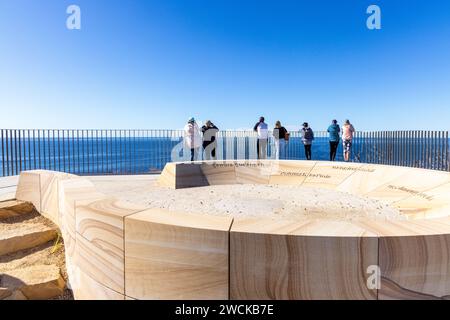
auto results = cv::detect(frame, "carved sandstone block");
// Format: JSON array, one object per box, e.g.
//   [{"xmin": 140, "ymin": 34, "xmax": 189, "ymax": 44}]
[
  {"xmin": 234, "ymin": 160, "xmax": 272, "ymax": 184},
  {"xmin": 230, "ymin": 218, "xmax": 378, "ymax": 300},
  {"xmin": 15, "ymin": 171, "xmax": 41, "ymax": 211},
  {"xmin": 365, "ymin": 168, "xmax": 450, "ymax": 204},
  {"xmin": 337, "ymin": 164, "xmax": 411, "ymax": 195},
  {"xmin": 70, "ymin": 265, "xmax": 124, "ymax": 300},
  {"xmin": 58, "ymin": 178, "xmax": 107, "ymax": 260},
  {"xmin": 125, "ymin": 208, "xmax": 232, "ymax": 299},
  {"xmin": 74, "ymin": 197, "xmax": 145, "ymax": 293},
  {"xmin": 40, "ymin": 171, "xmax": 73, "ymax": 225},
  {"xmin": 269, "ymin": 160, "xmax": 316, "ymax": 185},
  {"xmin": 379, "ymin": 234, "xmax": 450, "ymax": 300},
  {"xmin": 302, "ymin": 162, "xmax": 366, "ymax": 190}
]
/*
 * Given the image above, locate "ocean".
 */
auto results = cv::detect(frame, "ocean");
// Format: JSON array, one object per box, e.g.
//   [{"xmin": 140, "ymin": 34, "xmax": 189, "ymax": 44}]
[{"xmin": 1, "ymin": 133, "xmax": 449, "ymax": 177}]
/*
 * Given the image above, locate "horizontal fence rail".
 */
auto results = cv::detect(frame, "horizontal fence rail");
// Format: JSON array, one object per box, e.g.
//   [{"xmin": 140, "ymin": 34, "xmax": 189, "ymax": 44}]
[{"xmin": 0, "ymin": 129, "xmax": 449, "ymax": 177}]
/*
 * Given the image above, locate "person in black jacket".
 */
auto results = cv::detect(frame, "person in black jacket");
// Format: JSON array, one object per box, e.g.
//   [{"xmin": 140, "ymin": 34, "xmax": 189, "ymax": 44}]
[
  {"xmin": 273, "ymin": 121, "xmax": 288, "ymax": 159},
  {"xmin": 201, "ymin": 120, "xmax": 219, "ymax": 160}
]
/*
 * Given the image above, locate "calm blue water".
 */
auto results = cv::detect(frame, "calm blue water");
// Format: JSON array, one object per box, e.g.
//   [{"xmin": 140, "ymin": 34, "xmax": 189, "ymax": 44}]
[
  {"xmin": 0, "ymin": 137, "xmax": 180, "ymax": 176},
  {"xmin": 0, "ymin": 137, "xmax": 449, "ymax": 176}
]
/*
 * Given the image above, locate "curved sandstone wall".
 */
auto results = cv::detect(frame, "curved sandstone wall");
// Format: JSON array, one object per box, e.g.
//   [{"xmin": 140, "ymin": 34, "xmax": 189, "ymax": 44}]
[
  {"xmin": 14, "ymin": 170, "xmax": 232, "ymax": 300},
  {"xmin": 14, "ymin": 160, "xmax": 450, "ymax": 300}
]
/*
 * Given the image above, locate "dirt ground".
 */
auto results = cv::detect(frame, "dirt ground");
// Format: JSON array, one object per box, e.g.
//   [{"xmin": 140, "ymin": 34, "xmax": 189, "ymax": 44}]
[
  {"xmin": 0, "ymin": 211, "xmax": 73, "ymax": 300},
  {"xmin": 0, "ymin": 211, "xmax": 55, "ymax": 234}
]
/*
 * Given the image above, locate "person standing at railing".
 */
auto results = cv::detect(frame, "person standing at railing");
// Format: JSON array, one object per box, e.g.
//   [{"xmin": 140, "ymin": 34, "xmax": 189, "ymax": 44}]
[
  {"xmin": 342, "ymin": 119, "xmax": 355, "ymax": 162},
  {"xmin": 301, "ymin": 122, "xmax": 314, "ymax": 160},
  {"xmin": 184, "ymin": 117, "xmax": 202, "ymax": 161},
  {"xmin": 327, "ymin": 120, "xmax": 341, "ymax": 161},
  {"xmin": 273, "ymin": 121, "xmax": 288, "ymax": 160},
  {"xmin": 253, "ymin": 116, "xmax": 269, "ymax": 159},
  {"xmin": 201, "ymin": 120, "xmax": 219, "ymax": 161}
]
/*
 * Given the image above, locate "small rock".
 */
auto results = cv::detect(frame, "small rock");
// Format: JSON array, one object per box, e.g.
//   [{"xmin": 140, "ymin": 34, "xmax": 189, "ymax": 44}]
[
  {"xmin": 0, "ymin": 200, "xmax": 35, "ymax": 219},
  {"xmin": 0, "ymin": 224, "xmax": 57, "ymax": 256},
  {"xmin": 1, "ymin": 265, "xmax": 65, "ymax": 300}
]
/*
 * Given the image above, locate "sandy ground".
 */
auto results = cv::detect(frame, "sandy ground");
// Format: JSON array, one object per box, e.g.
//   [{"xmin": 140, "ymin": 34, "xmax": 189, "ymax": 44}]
[{"xmin": 90, "ymin": 176, "xmax": 404, "ymax": 221}]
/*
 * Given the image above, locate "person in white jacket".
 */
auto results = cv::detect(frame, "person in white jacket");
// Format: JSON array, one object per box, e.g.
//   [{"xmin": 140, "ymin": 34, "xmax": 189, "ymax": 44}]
[{"xmin": 184, "ymin": 117, "xmax": 202, "ymax": 161}]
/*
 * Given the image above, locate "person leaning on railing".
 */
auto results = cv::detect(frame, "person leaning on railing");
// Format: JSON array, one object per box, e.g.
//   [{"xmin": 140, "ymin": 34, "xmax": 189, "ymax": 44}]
[
  {"xmin": 273, "ymin": 121, "xmax": 288, "ymax": 160},
  {"xmin": 327, "ymin": 119, "xmax": 341, "ymax": 161},
  {"xmin": 253, "ymin": 116, "xmax": 269, "ymax": 159},
  {"xmin": 301, "ymin": 122, "xmax": 314, "ymax": 160},
  {"xmin": 342, "ymin": 119, "xmax": 355, "ymax": 162},
  {"xmin": 184, "ymin": 117, "xmax": 202, "ymax": 162},
  {"xmin": 201, "ymin": 120, "xmax": 219, "ymax": 161}
]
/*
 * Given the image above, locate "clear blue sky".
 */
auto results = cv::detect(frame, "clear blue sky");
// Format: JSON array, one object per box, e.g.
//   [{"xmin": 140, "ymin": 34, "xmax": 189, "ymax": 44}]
[{"xmin": 1, "ymin": 0, "xmax": 450, "ymax": 131}]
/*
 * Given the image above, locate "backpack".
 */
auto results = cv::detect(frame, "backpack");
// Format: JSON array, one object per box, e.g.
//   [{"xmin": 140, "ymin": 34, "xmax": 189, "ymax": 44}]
[{"xmin": 303, "ymin": 128, "xmax": 313, "ymax": 140}]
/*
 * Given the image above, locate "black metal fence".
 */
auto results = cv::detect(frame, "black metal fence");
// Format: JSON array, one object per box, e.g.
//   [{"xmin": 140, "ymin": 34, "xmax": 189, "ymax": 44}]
[
  {"xmin": 351, "ymin": 131, "xmax": 449, "ymax": 171},
  {"xmin": 1, "ymin": 129, "xmax": 449, "ymax": 177}
]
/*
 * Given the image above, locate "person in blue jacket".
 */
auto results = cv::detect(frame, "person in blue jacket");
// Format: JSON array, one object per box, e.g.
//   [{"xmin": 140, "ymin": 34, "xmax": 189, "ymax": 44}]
[{"xmin": 327, "ymin": 119, "xmax": 341, "ymax": 161}]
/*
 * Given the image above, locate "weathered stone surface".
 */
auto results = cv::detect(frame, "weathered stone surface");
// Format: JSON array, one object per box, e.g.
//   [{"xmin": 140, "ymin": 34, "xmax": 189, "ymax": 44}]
[
  {"xmin": 3, "ymin": 290, "xmax": 27, "ymax": 300},
  {"xmin": 0, "ymin": 200, "xmax": 35, "ymax": 219},
  {"xmin": 0, "ymin": 287, "xmax": 12, "ymax": 299},
  {"xmin": 0, "ymin": 223, "xmax": 57, "ymax": 256},
  {"xmin": 1, "ymin": 265, "xmax": 65, "ymax": 300}
]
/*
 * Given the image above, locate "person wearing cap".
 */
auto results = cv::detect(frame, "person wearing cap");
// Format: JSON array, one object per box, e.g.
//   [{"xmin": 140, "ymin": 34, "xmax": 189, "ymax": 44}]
[
  {"xmin": 342, "ymin": 119, "xmax": 355, "ymax": 162},
  {"xmin": 300, "ymin": 122, "xmax": 314, "ymax": 160},
  {"xmin": 201, "ymin": 120, "xmax": 219, "ymax": 160},
  {"xmin": 253, "ymin": 116, "xmax": 269, "ymax": 159},
  {"xmin": 327, "ymin": 119, "xmax": 341, "ymax": 161},
  {"xmin": 184, "ymin": 117, "xmax": 202, "ymax": 161}
]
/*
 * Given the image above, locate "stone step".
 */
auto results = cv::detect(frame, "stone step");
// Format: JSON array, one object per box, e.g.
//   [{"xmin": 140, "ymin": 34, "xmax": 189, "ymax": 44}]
[
  {"xmin": 0, "ymin": 200, "xmax": 35, "ymax": 219},
  {"xmin": 0, "ymin": 223, "xmax": 57, "ymax": 256},
  {"xmin": 0, "ymin": 264, "xmax": 65, "ymax": 300}
]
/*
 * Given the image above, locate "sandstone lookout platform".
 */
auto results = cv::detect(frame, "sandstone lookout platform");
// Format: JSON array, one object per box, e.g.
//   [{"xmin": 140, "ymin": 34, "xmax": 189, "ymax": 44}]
[{"xmin": 1, "ymin": 160, "xmax": 450, "ymax": 300}]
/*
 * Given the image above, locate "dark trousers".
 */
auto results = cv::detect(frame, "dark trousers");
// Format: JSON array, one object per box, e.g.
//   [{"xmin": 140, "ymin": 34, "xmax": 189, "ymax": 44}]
[
  {"xmin": 257, "ymin": 139, "xmax": 259, "ymax": 159},
  {"xmin": 304, "ymin": 144, "xmax": 312, "ymax": 160},
  {"xmin": 329, "ymin": 141, "xmax": 339, "ymax": 161}
]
